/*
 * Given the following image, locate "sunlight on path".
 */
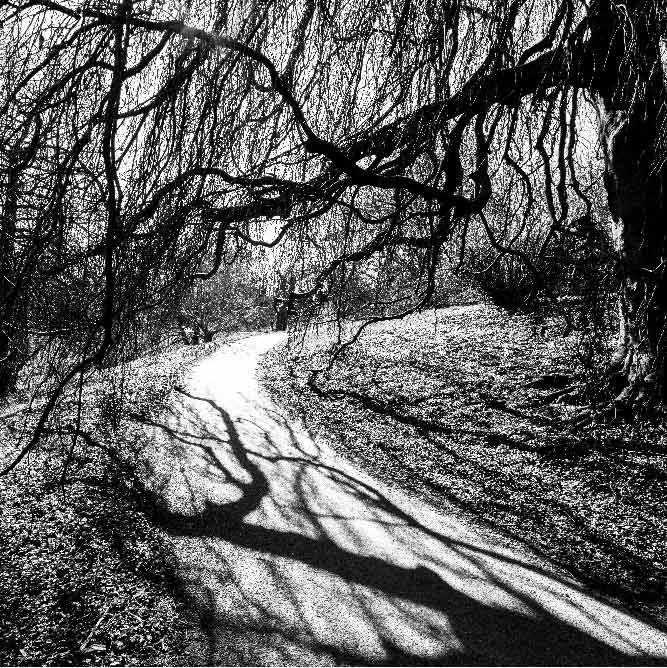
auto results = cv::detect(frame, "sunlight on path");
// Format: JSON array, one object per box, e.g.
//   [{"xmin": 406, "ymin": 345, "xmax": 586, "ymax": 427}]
[{"xmin": 142, "ymin": 333, "xmax": 667, "ymax": 666}]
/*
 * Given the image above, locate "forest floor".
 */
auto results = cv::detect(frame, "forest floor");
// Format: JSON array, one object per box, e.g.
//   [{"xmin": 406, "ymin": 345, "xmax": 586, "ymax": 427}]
[
  {"xmin": 127, "ymin": 331, "xmax": 667, "ymax": 665},
  {"xmin": 260, "ymin": 304, "xmax": 667, "ymax": 630},
  {"xmin": 0, "ymin": 333, "xmax": 252, "ymax": 666},
  {"xmin": 2, "ymin": 306, "xmax": 666, "ymax": 665}
]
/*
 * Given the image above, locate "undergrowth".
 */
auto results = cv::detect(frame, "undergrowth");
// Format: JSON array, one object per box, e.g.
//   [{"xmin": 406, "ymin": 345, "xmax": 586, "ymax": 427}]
[{"xmin": 0, "ymin": 448, "xmax": 187, "ymax": 666}]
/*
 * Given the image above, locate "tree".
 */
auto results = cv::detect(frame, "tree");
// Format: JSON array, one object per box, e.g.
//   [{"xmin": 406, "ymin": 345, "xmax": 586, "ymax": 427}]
[
  {"xmin": 1, "ymin": 0, "xmax": 666, "ymax": 468},
  {"xmin": 176, "ymin": 260, "xmax": 274, "ymax": 341},
  {"xmin": 589, "ymin": 3, "xmax": 667, "ymax": 406}
]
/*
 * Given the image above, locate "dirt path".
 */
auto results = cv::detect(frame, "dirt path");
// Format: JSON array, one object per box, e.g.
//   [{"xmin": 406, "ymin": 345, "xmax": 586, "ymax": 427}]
[{"xmin": 142, "ymin": 333, "xmax": 667, "ymax": 666}]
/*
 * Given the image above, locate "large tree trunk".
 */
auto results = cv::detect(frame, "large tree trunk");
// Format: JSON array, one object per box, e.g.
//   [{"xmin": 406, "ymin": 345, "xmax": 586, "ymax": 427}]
[
  {"xmin": 593, "ymin": 2, "xmax": 667, "ymax": 407},
  {"xmin": 0, "ymin": 165, "xmax": 20, "ymax": 397},
  {"xmin": 604, "ymin": 137, "xmax": 667, "ymax": 406}
]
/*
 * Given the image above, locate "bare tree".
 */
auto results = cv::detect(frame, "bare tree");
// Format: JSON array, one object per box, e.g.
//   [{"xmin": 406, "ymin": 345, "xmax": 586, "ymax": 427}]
[{"xmin": 1, "ymin": 0, "xmax": 666, "ymax": 468}]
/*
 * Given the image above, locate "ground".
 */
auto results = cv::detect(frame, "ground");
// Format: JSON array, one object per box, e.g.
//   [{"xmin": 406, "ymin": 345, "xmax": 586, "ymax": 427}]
[
  {"xmin": 0, "ymin": 334, "xmax": 250, "ymax": 666},
  {"xmin": 2, "ymin": 307, "xmax": 666, "ymax": 665},
  {"xmin": 134, "ymin": 332, "xmax": 667, "ymax": 665},
  {"xmin": 260, "ymin": 304, "xmax": 667, "ymax": 629}
]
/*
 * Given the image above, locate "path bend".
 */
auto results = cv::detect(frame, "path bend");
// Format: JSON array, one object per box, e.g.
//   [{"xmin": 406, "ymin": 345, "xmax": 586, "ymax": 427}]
[{"xmin": 142, "ymin": 332, "xmax": 667, "ymax": 666}]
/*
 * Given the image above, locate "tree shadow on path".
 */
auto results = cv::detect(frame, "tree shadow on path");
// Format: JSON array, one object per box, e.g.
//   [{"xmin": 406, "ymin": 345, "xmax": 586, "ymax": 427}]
[{"xmin": 140, "ymin": 389, "xmax": 666, "ymax": 666}]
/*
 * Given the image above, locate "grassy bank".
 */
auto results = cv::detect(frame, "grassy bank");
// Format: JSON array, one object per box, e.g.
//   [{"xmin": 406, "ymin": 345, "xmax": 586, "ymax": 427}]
[
  {"xmin": 260, "ymin": 305, "xmax": 667, "ymax": 628},
  {"xmin": 0, "ymin": 333, "xmax": 251, "ymax": 666}
]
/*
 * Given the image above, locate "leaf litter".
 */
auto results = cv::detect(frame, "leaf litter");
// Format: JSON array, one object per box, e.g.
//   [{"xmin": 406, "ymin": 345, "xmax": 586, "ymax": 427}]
[{"xmin": 260, "ymin": 305, "xmax": 667, "ymax": 628}]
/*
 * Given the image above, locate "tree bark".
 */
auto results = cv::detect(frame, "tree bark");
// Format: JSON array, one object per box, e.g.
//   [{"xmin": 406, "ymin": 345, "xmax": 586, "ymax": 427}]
[
  {"xmin": 0, "ymin": 165, "xmax": 20, "ymax": 397},
  {"xmin": 593, "ymin": 2, "xmax": 667, "ymax": 407}
]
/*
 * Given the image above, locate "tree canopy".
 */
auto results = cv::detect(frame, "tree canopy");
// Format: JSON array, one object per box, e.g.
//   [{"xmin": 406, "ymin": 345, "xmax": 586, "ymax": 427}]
[{"xmin": 2, "ymin": 0, "xmax": 667, "ymax": 466}]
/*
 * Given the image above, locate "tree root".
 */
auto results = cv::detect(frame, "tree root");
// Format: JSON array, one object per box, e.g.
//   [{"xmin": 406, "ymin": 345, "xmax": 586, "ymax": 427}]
[
  {"xmin": 524, "ymin": 373, "xmax": 575, "ymax": 390},
  {"xmin": 568, "ymin": 401, "xmax": 628, "ymax": 430},
  {"xmin": 568, "ymin": 394, "xmax": 667, "ymax": 430},
  {"xmin": 527, "ymin": 383, "xmax": 583, "ymax": 407}
]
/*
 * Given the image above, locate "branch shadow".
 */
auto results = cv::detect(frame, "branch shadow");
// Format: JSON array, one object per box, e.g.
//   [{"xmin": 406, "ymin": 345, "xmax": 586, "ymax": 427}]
[
  {"xmin": 303, "ymin": 382, "xmax": 667, "ymax": 607},
  {"xmin": 138, "ymin": 388, "xmax": 665, "ymax": 666}
]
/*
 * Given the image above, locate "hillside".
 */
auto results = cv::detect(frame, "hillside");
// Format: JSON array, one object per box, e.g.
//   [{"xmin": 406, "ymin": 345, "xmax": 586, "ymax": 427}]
[
  {"xmin": 0, "ymin": 335, "xmax": 251, "ymax": 666},
  {"xmin": 260, "ymin": 305, "xmax": 667, "ymax": 628}
]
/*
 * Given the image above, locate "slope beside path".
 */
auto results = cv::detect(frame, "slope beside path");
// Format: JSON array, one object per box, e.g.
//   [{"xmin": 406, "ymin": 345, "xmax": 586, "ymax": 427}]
[{"xmin": 141, "ymin": 332, "xmax": 667, "ymax": 666}]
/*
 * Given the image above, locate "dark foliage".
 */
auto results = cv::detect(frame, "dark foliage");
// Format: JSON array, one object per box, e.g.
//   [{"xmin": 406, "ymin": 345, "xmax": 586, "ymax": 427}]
[{"xmin": 1, "ymin": 1, "xmax": 667, "ymax": 471}]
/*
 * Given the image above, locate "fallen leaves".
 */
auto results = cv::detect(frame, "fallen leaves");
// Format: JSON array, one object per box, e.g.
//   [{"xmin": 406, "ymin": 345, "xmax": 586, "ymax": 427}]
[
  {"xmin": 261, "ymin": 304, "xmax": 667, "ymax": 627},
  {"xmin": 0, "ymin": 334, "xmax": 242, "ymax": 665}
]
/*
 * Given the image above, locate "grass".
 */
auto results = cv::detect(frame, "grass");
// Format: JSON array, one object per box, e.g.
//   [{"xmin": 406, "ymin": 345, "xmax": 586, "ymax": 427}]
[
  {"xmin": 0, "ymin": 333, "xmax": 252, "ymax": 666},
  {"xmin": 260, "ymin": 304, "xmax": 667, "ymax": 628}
]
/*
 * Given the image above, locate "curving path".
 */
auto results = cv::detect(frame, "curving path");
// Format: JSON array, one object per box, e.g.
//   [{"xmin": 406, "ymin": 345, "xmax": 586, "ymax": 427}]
[{"xmin": 141, "ymin": 332, "xmax": 667, "ymax": 666}]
